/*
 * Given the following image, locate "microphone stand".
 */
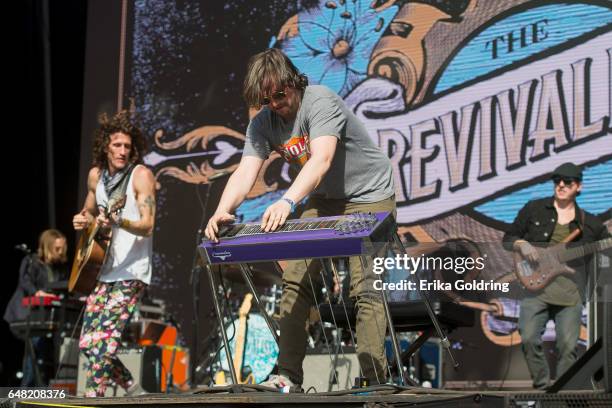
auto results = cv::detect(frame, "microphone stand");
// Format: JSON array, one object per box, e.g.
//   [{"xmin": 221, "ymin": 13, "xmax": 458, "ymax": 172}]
[{"xmin": 20, "ymin": 248, "xmax": 44, "ymax": 386}]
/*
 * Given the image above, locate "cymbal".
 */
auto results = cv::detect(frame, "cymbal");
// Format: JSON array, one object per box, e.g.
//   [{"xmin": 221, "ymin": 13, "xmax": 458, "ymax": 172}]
[{"xmin": 216, "ymin": 262, "xmax": 282, "ymax": 287}]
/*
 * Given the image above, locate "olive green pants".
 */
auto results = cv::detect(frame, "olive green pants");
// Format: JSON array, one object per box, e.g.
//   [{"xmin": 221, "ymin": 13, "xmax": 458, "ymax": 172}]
[{"xmin": 278, "ymin": 195, "xmax": 396, "ymax": 385}]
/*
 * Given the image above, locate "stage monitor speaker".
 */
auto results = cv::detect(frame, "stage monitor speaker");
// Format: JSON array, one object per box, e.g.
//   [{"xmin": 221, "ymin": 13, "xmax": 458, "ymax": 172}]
[
  {"xmin": 76, "ymin": 346, "xmax": 162, "ymax": 396},
  {"xmin": 549, "ymin": 282, "xmax": 612, "ymax": 392},
  {"xmin": 56, "ymin": 338, "xmax": 79, "ymax": 379},
  {"xmin": 302, "ymin": 348, "xmax": 360, "ymax": 392}
]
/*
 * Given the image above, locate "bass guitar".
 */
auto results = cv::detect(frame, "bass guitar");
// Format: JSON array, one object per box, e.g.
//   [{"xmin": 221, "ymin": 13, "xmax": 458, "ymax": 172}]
[{"xmin": 514, "ymin": 237, "xmax": 611, "ymax": 291}]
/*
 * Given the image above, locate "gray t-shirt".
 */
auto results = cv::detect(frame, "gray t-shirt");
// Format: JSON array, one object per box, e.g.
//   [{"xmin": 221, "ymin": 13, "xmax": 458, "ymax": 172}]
[{"xmin": 243, "ymin": 85, "xmax": 394, "ymax": 203}]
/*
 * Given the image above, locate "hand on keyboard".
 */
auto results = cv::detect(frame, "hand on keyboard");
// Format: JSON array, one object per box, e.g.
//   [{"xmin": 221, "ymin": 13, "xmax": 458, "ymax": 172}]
[{"xmin": 205, "ymin": 211, "xmax": 236, "ymax": 243}]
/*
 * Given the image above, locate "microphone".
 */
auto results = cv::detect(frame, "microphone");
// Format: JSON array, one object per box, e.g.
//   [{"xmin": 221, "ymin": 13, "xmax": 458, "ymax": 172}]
[{"xmin": 14, "ymin": 243, "xmax": 30, "ymax": 254}]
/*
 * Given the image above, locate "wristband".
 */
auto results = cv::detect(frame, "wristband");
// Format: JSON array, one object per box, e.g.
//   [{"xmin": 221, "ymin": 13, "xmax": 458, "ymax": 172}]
[
  {"xmin": 281, "ymin": 197, "xmax": 296, "ymax": 213},
  {"xmin": 119, "ymin": 217, "xmax": 131, "ymax": 229}
]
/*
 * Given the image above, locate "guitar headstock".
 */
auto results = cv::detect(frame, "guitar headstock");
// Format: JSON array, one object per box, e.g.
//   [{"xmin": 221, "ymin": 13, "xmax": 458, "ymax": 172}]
[
  {"xmin": 239, "ymin": 293, "xmax": 253, "ymax": 318},
  {"xmin": 107, "ymin": 196, "xmax": 127, "ymax": 216}
]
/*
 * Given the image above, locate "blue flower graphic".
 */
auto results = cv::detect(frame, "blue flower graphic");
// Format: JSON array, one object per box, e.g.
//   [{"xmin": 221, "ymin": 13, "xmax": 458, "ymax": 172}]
[{"xmin": 276, "ymin": 0, "xmax": 398, "ymax": 96}]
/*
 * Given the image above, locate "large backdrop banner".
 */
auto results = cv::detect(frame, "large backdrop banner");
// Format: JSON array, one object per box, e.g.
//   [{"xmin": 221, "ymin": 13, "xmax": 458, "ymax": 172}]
[{"xmin": 83, "ymin": 0, "xmax": 612, "ymax": 386}]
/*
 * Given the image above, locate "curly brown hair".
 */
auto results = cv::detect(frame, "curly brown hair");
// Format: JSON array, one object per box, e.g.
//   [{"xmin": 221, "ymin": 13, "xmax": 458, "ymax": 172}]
[{"xmin": 91, "ymin": 110, "xmax": 147, "ymax": 169}]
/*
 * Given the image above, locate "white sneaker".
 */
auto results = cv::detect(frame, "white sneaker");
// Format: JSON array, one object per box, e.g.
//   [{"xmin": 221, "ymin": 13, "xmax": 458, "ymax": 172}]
[
  {"xmin": 260, "ymin": 374, "xmax": 300, "ymax": 392},
  {"xmin": 125, "ymin": 382, "xmax": 148, "ymax": 396}
]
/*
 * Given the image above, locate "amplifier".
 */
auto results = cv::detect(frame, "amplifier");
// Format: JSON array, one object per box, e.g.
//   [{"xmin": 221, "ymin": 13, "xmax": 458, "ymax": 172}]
[
  {"xmin": 57, "ymin": 338, "xmax": 79, "ymax": 379},
  {"xmin": 76, "ymin": 346, "xmax": 162, "ymax": 396},
  {"xmin": 302, "ymin": 348, "xmax": 360, "ymax": 392}
]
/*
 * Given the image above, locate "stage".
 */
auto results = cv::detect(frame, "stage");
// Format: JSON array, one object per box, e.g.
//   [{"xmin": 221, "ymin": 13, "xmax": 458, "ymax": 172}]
[
  {"xmin": 6, "ymin": 387, "xmax": 612, "ymax": 408},
  {"xmin": 6, "ymin": 2, "xmax": 612, "ymax": 408}
]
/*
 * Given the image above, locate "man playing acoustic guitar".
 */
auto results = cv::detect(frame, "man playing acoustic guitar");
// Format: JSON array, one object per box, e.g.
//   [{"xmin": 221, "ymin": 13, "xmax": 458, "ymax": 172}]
[
  {"xmin": 72, "ymin": 111, "xmax": 156, "ymax": 397},
  {"xmin": 503, "ymin": 162, "xmax": 610, "ymax": 390}
]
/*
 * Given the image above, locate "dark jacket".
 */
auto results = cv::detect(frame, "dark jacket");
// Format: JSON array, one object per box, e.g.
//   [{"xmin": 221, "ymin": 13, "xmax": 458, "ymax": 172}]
[
  {"xmin": 502, "ymin": 197, "xmax": 611, "ymax": 300},
  {"xmin": 3, "ymin": 255, "xmax": 55, "ymax": 324},
  {"xmin": 502, "ymin": 197, "xmax": 609, "ymax": 249}
]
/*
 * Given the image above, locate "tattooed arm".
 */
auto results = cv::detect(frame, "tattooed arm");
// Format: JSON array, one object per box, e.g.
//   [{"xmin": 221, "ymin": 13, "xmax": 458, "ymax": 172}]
[{"xmin": 113, "ymin": 165, "xmax": 156, "ymax": 237}]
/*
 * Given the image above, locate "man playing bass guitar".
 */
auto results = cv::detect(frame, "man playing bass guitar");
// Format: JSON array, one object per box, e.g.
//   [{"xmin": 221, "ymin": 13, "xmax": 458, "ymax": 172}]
[{"xmin": 503, "ymin": 162, "xmax": 610, "ymax": 390}]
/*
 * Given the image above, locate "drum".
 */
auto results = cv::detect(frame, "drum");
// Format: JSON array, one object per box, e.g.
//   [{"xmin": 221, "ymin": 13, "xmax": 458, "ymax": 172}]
[{"xmin": 219, "ymin": 313, "xmax": 278, "ymax": 384}]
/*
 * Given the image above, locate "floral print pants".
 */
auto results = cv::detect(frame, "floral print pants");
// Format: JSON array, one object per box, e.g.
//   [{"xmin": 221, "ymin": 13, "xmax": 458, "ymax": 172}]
[{"xmin": 79, "ymin": 280, "xmax": 145, "ymax": 397}]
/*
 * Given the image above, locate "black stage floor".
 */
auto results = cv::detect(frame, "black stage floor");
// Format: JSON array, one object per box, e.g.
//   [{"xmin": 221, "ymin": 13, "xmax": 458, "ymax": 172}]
[{"xmin": 6, "ymin": 386, "xmax": 612, "ymax": 408}]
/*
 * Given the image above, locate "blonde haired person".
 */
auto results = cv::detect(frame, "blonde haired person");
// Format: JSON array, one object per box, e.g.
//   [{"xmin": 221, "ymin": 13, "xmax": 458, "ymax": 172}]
[{"xmin": 4, "ymin": 229, "xmax": 68, "ymax": 386}]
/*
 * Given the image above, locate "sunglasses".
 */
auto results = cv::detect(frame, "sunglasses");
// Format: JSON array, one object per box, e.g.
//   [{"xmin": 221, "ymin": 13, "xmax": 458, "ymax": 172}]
[
  {"xmin": 261, "ymin": 90, "xmax": 287, "ymax": 106},
  {"xmin": 552, "ymin": 176, "xmax": 579, "ymax": 185}
]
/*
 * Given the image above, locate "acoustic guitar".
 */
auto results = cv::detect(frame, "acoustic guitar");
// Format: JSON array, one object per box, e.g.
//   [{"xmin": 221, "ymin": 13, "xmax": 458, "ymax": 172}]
[{"xmin": 68, "ymin": 197, "xmax": 126, "ymax": 294}]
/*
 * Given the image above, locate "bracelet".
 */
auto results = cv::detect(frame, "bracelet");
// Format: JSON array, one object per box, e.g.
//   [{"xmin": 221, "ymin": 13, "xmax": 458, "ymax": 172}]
[
  {"xmin": 119, "ymin": 218, "xmax": 131, "ymax": 229},
  {"xmin": 280, "ymin": 197, "xmax": 296, "ymax": 213}
]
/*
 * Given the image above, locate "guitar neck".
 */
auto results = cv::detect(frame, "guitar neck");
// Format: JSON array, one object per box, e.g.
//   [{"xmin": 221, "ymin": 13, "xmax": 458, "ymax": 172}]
[
  {"xmin": 233, "ymin": 315, "xmax": 247, "ymax": 383},
  {"xmin": 557, "ymin": 238, "xmax": 612, "ymax": 263}
]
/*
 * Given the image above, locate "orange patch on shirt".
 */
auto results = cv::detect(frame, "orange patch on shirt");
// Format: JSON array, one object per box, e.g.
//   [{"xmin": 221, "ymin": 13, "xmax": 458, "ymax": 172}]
[{"xmin": 274, "ymin": 134, "xmax": 310, "ymax": 166}]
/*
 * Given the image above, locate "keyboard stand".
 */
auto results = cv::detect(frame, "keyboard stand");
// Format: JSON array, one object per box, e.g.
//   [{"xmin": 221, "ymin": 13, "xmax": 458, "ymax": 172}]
[
  {"xmin": 23, "ymin": 299, "xmax": 44, "ymax": 386},
  {"xmin": 204, "ymin": 263, "xmax": 239, "ymax": 385},
  {"xmin": 400, "ymin": 327, "xmax": 434, "ymax": 364},
  {"xmin": 238, "ymin": 263, "xmax": 280, "ymax": 345},
  {"xmin": 199, "ymin": 254, "xmax": 408, "ymax": 387},
  {"xmin": 391, "ymin": 234, "xmax": 459, "ymax": 369},
  {"xmin": 360, "ymin": 254, "xmax": 411, "ymax": 386},
  {"xmin": 202, "ymin": 260, "xmax": 283, "ymax": 386},
  {"xmin": 197, "ymin": 212, "xmax": 410, "ymax": 387}
]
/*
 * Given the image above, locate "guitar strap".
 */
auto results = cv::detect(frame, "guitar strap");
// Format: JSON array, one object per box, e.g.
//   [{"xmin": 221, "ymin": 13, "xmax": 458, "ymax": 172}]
[
  {"xmin": 560, "ymin": 209, "xmax": 585, "ymax": 244},
  {"xmin": 105, "ymin": 164, "xmax": 135, "ymax": 213},
  {"xmin": 97, "ymin": 165, "xmax": 136, "ymax": 279}
]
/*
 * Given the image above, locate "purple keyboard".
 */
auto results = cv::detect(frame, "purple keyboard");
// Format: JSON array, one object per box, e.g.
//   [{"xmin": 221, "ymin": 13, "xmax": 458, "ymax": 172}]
[{"xmin": 199, "ymin": 212, "xmax": 395, "ymax": 264}]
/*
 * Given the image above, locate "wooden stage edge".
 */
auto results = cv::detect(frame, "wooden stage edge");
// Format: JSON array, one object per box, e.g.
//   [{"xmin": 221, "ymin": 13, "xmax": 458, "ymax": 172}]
[{"xmin": 7, "ymin": 386, "xmax": 612, "ymax": 408}]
